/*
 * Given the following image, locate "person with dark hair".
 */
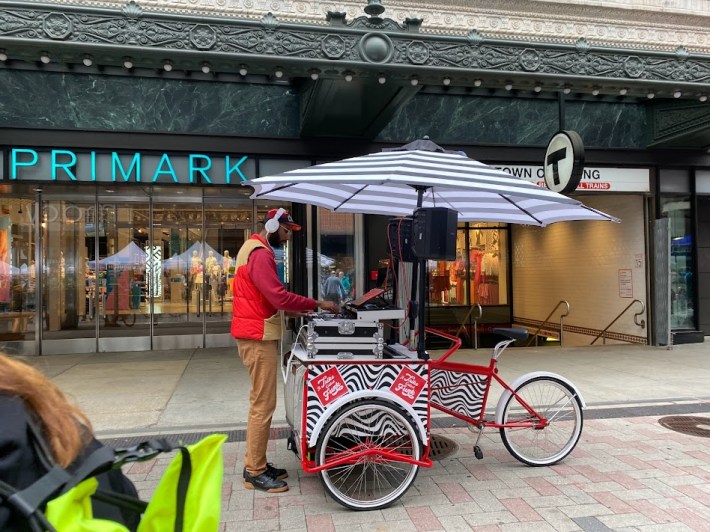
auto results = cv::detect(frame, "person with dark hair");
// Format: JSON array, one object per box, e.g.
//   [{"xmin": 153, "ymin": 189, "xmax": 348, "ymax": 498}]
[
  {"xmin": 0, "ymin": 353, "xmax": 139, "ymax": 531},
  {"xmin": 231, "ymin": 208, "xmax": 339, "ymax": 493}
]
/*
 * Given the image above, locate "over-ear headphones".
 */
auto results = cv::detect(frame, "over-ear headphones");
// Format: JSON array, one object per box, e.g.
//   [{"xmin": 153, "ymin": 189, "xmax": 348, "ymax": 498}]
[{"xmin": 265, "ymin": 208, "xmax": 285, "ymax": 234}]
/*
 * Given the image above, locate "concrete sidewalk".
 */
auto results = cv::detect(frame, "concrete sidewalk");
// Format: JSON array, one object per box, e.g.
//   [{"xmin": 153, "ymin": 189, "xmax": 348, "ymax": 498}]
[
  {"xmin": 20, "ymin": 341, "xmax": 710, "ymax": 439},
  {"xmin": 18, "ymin": 341, "xmax": 710, "ymax": 531},
  {"xmin": 121, "ymin": 411, "xmax": 710, "ymax": 532}
]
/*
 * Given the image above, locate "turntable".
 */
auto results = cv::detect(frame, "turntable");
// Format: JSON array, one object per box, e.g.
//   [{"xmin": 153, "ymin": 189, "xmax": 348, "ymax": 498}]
[{"xmin": 343, "ymin": 288, "xmax": 405, "ymax": 321}]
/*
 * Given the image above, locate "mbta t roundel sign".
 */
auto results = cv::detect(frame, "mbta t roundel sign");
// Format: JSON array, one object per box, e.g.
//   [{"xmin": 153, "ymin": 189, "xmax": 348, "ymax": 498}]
[{"xmin": 543, "ymin": 130, "xmax": 585, "ymax": 194}]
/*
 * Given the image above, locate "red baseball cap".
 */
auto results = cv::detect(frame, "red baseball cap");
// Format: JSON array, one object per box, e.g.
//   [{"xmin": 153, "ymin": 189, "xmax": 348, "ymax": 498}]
[{"xmin": 264, "ymin": 208, "xmax": 302, "ymax": 231}]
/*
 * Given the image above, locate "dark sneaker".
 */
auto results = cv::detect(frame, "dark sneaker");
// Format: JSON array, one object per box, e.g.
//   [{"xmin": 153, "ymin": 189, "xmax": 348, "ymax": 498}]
[
  {"xmin": 243, "ymin": 469, "xmax": 289, "ymax": 493},
  {"xmin": 266, "ymin": 463, "xmax": 288, "ymax": 480}
]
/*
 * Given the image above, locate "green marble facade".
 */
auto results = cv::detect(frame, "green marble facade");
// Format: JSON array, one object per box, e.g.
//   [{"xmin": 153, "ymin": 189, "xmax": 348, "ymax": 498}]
[
  {"xmin": 376, "ymin": 94, "xmax": 648, "ymax": 149},
  {"xmin": 566, "ymin": 101, "xmax": 648, "ymax": 149},
  {"xmin": 0, "ymin": 70, "xmax": 647, "ymax": 149},
  {"xmin": 0, "ymin": 70, "xmax": 301, "ymax": 137}
]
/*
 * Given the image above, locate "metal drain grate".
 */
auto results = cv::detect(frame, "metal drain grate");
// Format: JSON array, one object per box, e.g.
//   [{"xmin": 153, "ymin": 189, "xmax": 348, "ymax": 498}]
[
  {"xmin": 659, "ymin": 416, "xmax": 710, "ymax": 438},
  {"xmin": 429, "ymin": 434, "xmax": 459, "ymax": 461}
]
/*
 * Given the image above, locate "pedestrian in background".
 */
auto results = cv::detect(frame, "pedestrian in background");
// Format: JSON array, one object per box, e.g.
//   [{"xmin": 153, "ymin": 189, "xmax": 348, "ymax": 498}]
[
  {"xmin": 322, "ymin": 268, "xmax": 344, "ymax": 304},
  {"xmin": 339, "ymin": 271, "xmax": 351, "ymax": 299}
]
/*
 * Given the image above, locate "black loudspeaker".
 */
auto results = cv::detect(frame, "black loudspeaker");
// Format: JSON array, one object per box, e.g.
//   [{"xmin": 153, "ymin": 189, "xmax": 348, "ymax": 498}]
[
  {"xmin": 411, "ymin": 207, "xmax": 457, "ymax": 260},
  {"xmin": 387, "ymin": 217, "xmax": 415, "ymax": 262}
]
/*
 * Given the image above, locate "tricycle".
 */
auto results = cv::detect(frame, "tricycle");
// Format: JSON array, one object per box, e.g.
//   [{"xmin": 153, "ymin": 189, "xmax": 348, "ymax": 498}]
[{"xmin": 283, "ymin": 315, "xmax": 584, "ymax": 511}]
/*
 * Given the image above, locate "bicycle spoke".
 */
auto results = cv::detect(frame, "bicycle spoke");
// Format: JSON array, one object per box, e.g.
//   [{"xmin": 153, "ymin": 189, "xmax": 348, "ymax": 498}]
[
  {"xmin": 500, "ymin": 377, "xmax": 583, "ymax": 466},
  {"xmin": 318, "ymin": 401, "xmax": 421, "ymax": 510}
]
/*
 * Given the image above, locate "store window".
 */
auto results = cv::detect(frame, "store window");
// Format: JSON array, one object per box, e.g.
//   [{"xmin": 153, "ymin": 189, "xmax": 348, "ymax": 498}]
[
  {"xmin": 660, "ymin": 196, "xmax": 695, "ymax": 329},
  {"xmin": 315, "ymin": 208, "xmax": 358, "ymax": 303},
  {"xmin": 426, "ymin": 223, "xmax": 508, "ymax": 307},
  {"xmin": 0, "ymin": 198, "xmax": 35, "ymax": 343}
]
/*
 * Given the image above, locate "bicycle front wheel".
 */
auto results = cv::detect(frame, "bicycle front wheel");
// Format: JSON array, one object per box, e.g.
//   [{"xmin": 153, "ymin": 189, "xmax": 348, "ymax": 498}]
[
  {"xmin": 499, "ymin": 376, "xmax": 583, "ymax": 466},
  {"xmin": 316, "ymin": 399, "xmax": 421, "ymax": 511}
]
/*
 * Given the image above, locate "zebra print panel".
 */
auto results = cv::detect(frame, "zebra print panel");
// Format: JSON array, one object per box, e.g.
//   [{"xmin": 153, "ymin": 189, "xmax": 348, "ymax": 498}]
[
  {"xmin": 330, "ymin": 407, "xmax": 416, "ymax": 441},
  {"xmin": 430, "ymin": 369, "xmax": 489, "ymax": 421},
  {"xmin": 304, "ymin": 363, "xmax": 428, "ymax": 442}
]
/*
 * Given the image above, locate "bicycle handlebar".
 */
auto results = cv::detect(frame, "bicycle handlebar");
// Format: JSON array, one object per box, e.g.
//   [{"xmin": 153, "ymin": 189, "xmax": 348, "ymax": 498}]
[{"xmin": 423, "ymin": 327, "xmax": 462, "ymax": 363}]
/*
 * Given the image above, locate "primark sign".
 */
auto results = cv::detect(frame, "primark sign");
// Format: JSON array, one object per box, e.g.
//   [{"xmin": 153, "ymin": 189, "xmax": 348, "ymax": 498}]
[{"xmin": 2, "ymin": 148, "xmax": 256, "ymax": 185}]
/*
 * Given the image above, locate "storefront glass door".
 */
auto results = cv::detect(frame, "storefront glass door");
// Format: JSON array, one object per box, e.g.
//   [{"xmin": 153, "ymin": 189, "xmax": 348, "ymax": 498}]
[
  {"xmin": 203, "ymin": 197, "xmax": 254, "ymax": 340},
  {"xmin": 0, "ymin": 196, "xmax": 36, "ymax": 351},
  {"xmin": 151, "ymin": 199, "xmax": 205, "ymax": 342},
  {"xmin": 36, "ymin": 188, "xmax": 148, "ymax": 353},
  {"xmin": 661, "ymin": 195, "xmax": 695, "ymax": 329},
  {"xmin": 95, "ymin": 193, "xmax": 151, "ymax": 351}
]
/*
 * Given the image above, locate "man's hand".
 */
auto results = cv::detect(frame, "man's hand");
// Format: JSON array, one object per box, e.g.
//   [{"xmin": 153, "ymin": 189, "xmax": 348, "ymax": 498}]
[{"xmin": 317, "ymin": 300, "xmax": 340, "ymax": 313}]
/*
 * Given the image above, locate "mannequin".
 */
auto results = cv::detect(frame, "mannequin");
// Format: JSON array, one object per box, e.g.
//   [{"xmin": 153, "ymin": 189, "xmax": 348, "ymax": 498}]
[
  {"xmin": 222, "ymin": 250, "xmax": 233, "ymax": 299},
  {"xmin": 190, "ymin": 250, "xmax": 202, "ymax": 275},
  {"xmin": 205, "ymin": 250, "xmax": 217, "ymax": 276},
  {"xmin": 222, "ymin": 250, "xmax": 232, "ymax": 271}
]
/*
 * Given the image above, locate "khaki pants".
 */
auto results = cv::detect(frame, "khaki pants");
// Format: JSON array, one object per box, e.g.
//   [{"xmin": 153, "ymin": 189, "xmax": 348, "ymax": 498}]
[{"xmin": 237, "ymin": 338, "xmax": 278, "ymax": 476}]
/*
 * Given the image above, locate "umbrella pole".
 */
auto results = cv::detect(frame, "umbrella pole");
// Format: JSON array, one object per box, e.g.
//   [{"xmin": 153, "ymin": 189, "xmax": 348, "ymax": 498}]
[
  {"xmin": 409, "ymin": 186, "xmax": 428, "ymax": 361},
  {"xmin": 409, "ymin": 257, "xmax": 418, "ymax": 348},
  {"xmin": 417, "ymin": 256, "xmax": 428, "ymax": 360}
]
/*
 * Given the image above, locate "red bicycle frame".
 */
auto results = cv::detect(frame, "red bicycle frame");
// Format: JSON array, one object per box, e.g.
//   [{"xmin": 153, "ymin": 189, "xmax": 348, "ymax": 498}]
[{"xmin": 427, "ymin": 327, "xmax": 547, "ymax": 430}]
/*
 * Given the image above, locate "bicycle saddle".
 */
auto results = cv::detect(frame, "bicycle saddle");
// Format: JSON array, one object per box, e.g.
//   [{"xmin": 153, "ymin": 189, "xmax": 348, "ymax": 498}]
[{"xmin": 491, "ymin": 328, "xmax": 529, "ymax": 342}]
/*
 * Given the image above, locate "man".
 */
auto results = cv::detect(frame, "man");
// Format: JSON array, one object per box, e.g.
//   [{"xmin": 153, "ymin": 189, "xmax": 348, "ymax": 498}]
[
  {"xmin": 232, "ymin": 208, "xmax": 339, "ymax": 493},
  {"xmin": 322, "ymin": 268, "xmax": 344, "ymax": 304},
  {"xmin": 339, "ymin": 270, "xmax": 351, "ymax": 299}
]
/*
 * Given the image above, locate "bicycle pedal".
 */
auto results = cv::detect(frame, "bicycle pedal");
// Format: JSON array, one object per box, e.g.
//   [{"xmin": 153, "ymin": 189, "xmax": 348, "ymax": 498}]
[{"xmin": 474, "ymin": 445, "xmax": 483, "ymax": 460}]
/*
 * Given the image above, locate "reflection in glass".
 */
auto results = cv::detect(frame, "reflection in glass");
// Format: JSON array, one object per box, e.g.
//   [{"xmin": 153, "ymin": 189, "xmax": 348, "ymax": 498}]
[
  {"xmin": 0, "ymin": 198, "xmax": 35, "ymax": 343},
  {"xmin": 661, "ymin": 196, "xmax": 695, "ymax": 329},
  {"xmin": 96, "ymin": 203, "xmax": 150, "ymax": 336},
  {"xmin": 316, "ymin": 208, "xmax": 356, "ymax": 301},
  {"xmin": 426, "ymin": 224, "xmax": 508, "ymax": 307}
]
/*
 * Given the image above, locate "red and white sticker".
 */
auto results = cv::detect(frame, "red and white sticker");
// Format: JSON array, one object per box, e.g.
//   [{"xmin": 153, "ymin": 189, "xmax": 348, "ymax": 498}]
[
  {"xmin": 312, "ymin": 367, "xmax": 348, "ymax": 405},
  {"xmin": 390, "ymin": 367, "xmax": 426, "ymax": 404}
]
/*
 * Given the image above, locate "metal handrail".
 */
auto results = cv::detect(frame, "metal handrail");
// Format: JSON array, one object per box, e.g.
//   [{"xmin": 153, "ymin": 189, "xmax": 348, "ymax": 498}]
[
  {"xmin": 525, "ymin": 300, "xmax": 570, "ymax": 347},
  {"xmin": 455, "ymin": 303, "xmax": 482, "ymax": 349},
  {"xmin": 591, "ymin": 299, "xmax": 646, "ymax": 345}
]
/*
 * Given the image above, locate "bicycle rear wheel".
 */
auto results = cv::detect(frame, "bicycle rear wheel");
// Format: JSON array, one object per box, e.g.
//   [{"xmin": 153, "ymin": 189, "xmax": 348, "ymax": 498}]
[
  {"xmin": 499, "ymin": 376, "xmax": 583, "ymax": 466},
  {"xmin": 316, "ymin": 399, "xmax": 421, "ymax": 511}
]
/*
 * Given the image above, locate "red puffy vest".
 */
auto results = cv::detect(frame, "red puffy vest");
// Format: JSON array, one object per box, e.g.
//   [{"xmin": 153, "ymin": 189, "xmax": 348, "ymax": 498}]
[{"xmin": 230, "ymin": 235, "xmax": 282, "ymax": 341}]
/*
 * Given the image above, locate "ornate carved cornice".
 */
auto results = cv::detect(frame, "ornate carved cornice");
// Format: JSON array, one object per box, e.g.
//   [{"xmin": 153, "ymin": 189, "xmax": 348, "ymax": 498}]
[
  {"xmin": 1, "ymin": 1, "xmax": 709, "ymax": 100},
  {"xmin": 20, "ymin": 0, "xmax": 710, "ymax": 54}
]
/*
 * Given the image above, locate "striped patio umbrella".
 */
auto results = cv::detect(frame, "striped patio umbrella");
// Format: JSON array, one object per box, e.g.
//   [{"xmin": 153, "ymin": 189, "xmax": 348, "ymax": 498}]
[
  {"xmin": 247, "ymin": 138, "xmax": 618, "ymax": 360},
  {"xmin": 247, "ymin": 138, "xmax": 618, "ymax": 226}
]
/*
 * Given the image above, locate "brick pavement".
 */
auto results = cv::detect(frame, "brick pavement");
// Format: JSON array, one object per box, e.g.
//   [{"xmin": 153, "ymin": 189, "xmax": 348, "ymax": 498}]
[{"xmin": 122, "ymin": 412, "xmax": 710, "ymax": 531}]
